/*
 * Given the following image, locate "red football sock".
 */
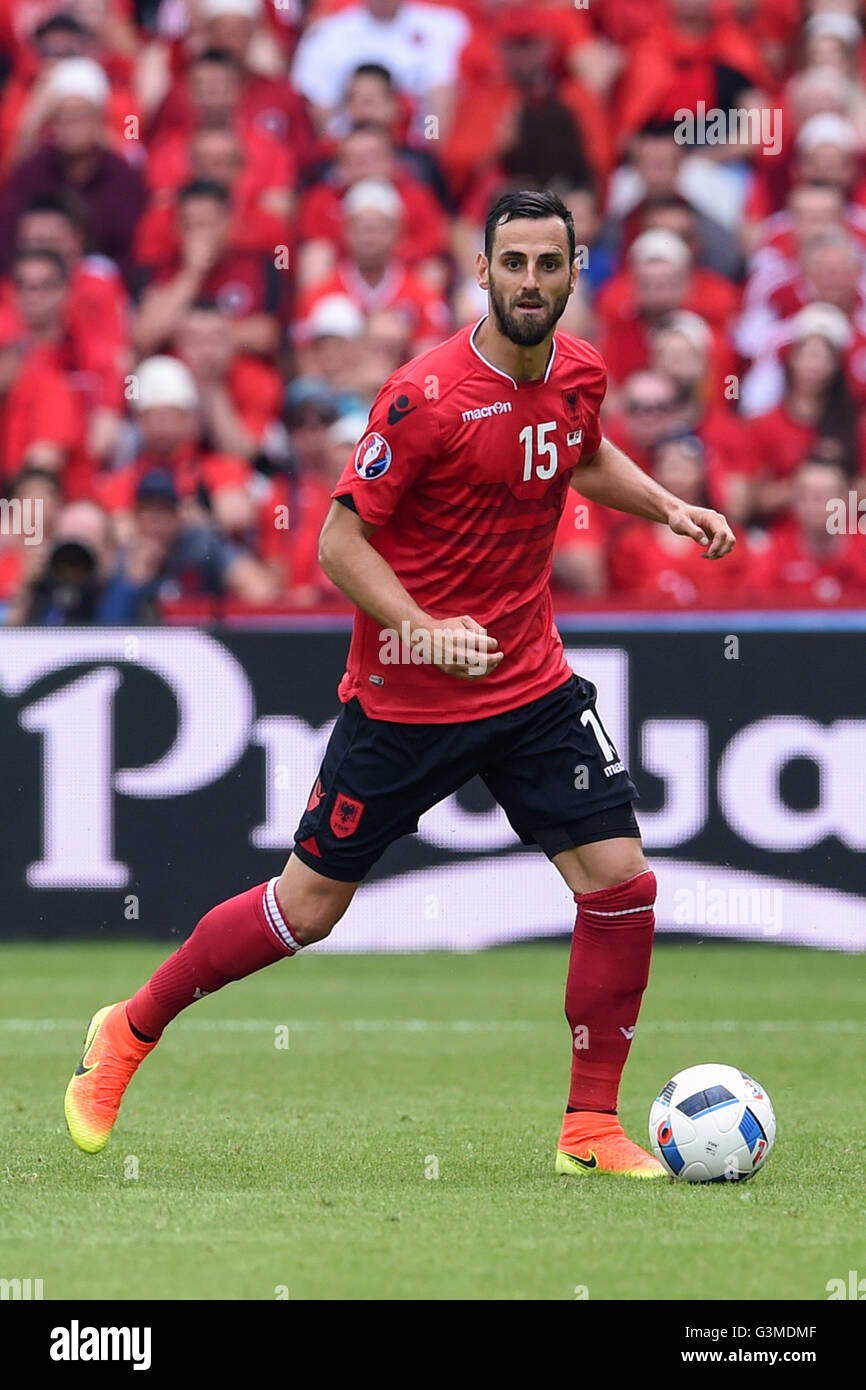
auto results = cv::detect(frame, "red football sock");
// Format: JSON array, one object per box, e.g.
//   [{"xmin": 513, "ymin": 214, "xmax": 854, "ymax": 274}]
[
  {"xmin": 565, "ymin": 869, "xmax": 657, "ymax": 1114},
  {"xmin": 126, "ymin": 879, "xmax": 301, "ymax": 1040}
]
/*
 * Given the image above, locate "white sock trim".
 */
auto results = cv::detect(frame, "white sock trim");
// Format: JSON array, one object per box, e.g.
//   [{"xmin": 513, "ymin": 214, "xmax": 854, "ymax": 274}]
[
  {"xmin": 263, "ymin": 878, "xmax": 304, "ymax": 953},
  {"xmin": 578, "ymin": 870, "xmax": 657, "ymax": 915}
]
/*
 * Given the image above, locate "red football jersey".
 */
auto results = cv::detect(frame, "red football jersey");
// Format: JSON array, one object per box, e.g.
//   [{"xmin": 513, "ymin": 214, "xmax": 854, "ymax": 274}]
[{"xmin": 331, "ymin": 319, "xmax": 606, "ymax": 722}]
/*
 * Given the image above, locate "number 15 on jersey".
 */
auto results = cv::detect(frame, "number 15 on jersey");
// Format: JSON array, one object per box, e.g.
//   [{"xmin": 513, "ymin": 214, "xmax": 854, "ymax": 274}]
[{"xmin": 520, "ymin": 422, "xmax": 558, "ymax": 481}]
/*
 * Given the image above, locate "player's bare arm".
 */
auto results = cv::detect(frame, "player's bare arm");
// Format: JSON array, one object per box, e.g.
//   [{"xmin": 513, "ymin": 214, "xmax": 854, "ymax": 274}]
[
  {"xmin": 318, "ymin": 499, "xmax": 503, "ymax": 680},
  {"xmin": 571, "ymin": 437, "xmax": 736, "ymax": 559}
]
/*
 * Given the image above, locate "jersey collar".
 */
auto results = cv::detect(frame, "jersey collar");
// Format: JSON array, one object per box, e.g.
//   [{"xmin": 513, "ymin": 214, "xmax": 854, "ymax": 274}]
[{"xmin": 468, "ymin": 315, "xmax": 558, "ymax": 389}]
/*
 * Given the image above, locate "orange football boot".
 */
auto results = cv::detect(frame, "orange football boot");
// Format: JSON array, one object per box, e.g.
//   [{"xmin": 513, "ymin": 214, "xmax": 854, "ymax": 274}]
[
  {"xmin": 64, "ymin": 1002, "xmax": 158, "ymax": 1154},
  {"xmin": 555, "ymin": 1110, "xmax": 667, "ymax": 1179}
]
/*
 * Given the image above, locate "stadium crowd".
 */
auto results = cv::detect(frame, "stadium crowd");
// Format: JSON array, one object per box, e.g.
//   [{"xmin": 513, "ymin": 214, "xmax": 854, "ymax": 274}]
[{"xmin": 1, "ymin": 0, "xmax": 866, "ymax": 621}]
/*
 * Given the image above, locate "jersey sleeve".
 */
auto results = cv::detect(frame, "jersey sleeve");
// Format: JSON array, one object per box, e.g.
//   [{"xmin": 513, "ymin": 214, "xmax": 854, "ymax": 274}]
[
  {"xmin": 578, "ymin": 346, "xmax": 608, "ymax": 460},
  {"xmin": 331, "ymin": 377, "xmax": 441, "ymax": 526}
]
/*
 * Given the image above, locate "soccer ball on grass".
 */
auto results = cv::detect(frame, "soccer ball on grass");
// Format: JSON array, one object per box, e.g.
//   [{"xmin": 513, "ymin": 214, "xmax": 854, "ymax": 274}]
[{"xmin": 649, "ymin": 1062, "xmax": 776, "ymax": 1182}]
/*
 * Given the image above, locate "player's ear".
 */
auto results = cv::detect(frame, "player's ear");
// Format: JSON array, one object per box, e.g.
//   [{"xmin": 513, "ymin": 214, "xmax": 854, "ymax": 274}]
[
  {"xmin": 475, "ymin": 251, "xmax": 489, "ymax": 291},
  {"xmin": 570, "ymin": 257, "xmax": 579, "ymax": 292}
]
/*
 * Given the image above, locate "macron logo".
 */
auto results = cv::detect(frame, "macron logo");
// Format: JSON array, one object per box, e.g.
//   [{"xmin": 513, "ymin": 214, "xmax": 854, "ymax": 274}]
[
  {"xmin": 461, "ymin": 401, "xmax": 513, "ymax": 423},
  {"xmin": 50, "ymin": 1321, "xmax": 152, "ymax": 1372}
]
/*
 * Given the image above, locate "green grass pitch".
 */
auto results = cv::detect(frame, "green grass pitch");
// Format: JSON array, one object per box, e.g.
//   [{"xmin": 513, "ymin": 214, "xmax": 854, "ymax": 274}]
[{"xmin": 1, "ymin": 940, "xmax": 864, "ymax": 1301}]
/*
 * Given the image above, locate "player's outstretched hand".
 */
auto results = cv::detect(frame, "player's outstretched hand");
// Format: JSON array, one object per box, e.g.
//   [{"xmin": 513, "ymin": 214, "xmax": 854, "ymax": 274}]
[
  {"xmin": 667, "ymin": 505, "xmax": 736, "ymax": 559},
  {"xmin": 421, "ymin": 614, "xmax": 504, "ymax": 681}
]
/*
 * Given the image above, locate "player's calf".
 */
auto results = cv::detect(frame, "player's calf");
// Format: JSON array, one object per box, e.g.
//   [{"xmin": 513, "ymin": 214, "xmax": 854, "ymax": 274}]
[
  {"xmin": 556, "ymin": 865, "xmax": 665, "ymax": 1178},
  {"xmin": 64, "ymin": 870, "xmax": 353, "ymax": 1153}
]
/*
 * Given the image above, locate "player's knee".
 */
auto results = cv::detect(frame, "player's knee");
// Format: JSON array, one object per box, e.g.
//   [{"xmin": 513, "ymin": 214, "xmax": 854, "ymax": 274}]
[
  {"xmin": 275, "ymin": 866, "xmax": 356, "ymax": 946},
  {"xmin": 286, "ymin": 911, "xmax": 337, "ymax": 946}
]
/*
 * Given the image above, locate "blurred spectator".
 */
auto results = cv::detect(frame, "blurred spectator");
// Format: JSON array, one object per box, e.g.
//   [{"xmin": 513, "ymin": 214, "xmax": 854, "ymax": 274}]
[
  {"xmin": 9, "ymin": 498, "xmax": 118, "ymax": 625},
  {"xmin": 292, "ymin": 0, "xmax": 471, "ymax": 142},
  {"xmin": 750, "ymin": 458, "xmax": 866, "ymax": 601},
  {"xmin": 172, "ymin": 301, "xmax": 282, "ymax": 458},
  {"xmin": 352, "ymin": 306, "xmax": 412, "ymax": 400},
  {"xmin": 2, "ymin": 192, "xmax": 131, "ymax": 463},
  {"xmin": 738, "ymin": 234, "xmax": 866, "ymax": 413},
  {"xmin": 257, "ymin": 377, "xmax": 344, "ymax": 602},
  {"xmin": 0, "ymin": 58, "xmax": 146, "ymax": 280},
  {"xmin": 142, "ymin": 47, "xmax": 296, "ymax": 231},
  {"xmin": 0, "ymin": 9, "xmax": 139, "ymax": 179},
  {"xmin": 104, "ymin": 466, "xmax": 275, "ymax": 619},
  {"xmin": 135, "ymin": 178, "xmax": 282, "ymax": 357},
  {"xmin": 603, "ymin": 368, "xmax": 682, "ymax": 472},
  {"xmin": 293, "ymin": 294, "xmax": 368, "ymax": 413},
  {"xmin": 295, "ymin": 178, "xmax": 451, "ymax": 354},
  {"xmin": 615, "ymin": 0, "xmax": 767, "ymax": 149},
  {"xmin": 607, "ymin": 123, "xmax": 742, "ymax": 277},
  {"xmin": 0, "ymin": 248, "xmax": 89, "ymax": 496},
  {"xmin": 648, "ymin": 310, "xmax": 756, "ymax": 520},
  {"xmin": 597, "ymin": 229, "xmax": 737, "ymax": 388},
  {"xmin": 745, "ymin": 304, "xmax": 860, "ymax": 523},
  {"xmin": 143, "ymin": 0, "xmax": 314, "ymax": 164},
  {"xmin": 326, "ymin": 63, "xmax": 449, "ymax": 202},
  {"xmin": 739, "ymin": 182, "xmax": 857, "ymax": 344},
  {"xmin": 296, "ymin": 122, "xmax": 450, "ymax": 289},
  {"xmin": 95, "ymin": 354, "xmax": 256, "ymax": 543},
  {"xmin": 609, "ymin": 432, "xmax": 752, "ymax": 604}
]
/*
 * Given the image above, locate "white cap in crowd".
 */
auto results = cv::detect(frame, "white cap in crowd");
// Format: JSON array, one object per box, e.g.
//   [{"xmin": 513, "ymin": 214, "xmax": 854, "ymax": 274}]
[
  {"xmin": 307, "ymin": 294, "xmax": 366, "ymax": 340},
  {"xmin": 796, "ymin": 113, "xmax": 859, "ymax": 153},
  {"xmin": 656, "ymin": 310, "xmax": 713, "ymax": 355},
  {"xmin": 786, "ymin": 302, "xmax": 853, "ymax": 352},
  {"xmin": 45, "ymin": 57, "xmax": 110, "ymax": 109},
  {"xmin": 343, "ymin": 178, "xmax": 404, "ymax": 221},
  {"xmin": 629, "ymin": 229, "xmax": 692, "ymax": 269},
  {"xmin": 804, "ymin": 12, "xmax": 863, "ymax": 46},
  {"xmin": 134, "ymin": 357, "xmax": 200, "ymax": 412},
  {"xmin": 200, "ymin": 0, "xmax": 263, "ymax": 19}
]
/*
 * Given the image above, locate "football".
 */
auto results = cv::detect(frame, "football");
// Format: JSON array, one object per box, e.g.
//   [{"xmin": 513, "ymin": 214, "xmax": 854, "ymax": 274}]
[{"xmin": 649, "ymin": 1063, "xmax": 776, "ymax": 1182}]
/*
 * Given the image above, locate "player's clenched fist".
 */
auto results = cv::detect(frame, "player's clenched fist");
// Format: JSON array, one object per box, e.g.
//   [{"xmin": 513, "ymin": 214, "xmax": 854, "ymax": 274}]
[
  {"xmin": 418, "ymin": 614, "xmax": 504, "ymax": 680},
  {"xmin": 666, "ymin": 505, "xmax": 736, "ymax": 559}
]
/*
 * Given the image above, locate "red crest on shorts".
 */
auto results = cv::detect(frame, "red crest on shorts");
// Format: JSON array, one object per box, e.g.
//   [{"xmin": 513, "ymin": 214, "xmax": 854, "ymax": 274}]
[{"xmin": 330, "ymin": 794, "xmax": 364, "ymax": 838}]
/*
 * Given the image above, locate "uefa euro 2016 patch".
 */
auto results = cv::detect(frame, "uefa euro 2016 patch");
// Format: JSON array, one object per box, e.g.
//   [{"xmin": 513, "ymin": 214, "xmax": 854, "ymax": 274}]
[{"xmin": 354, "ymin": 432, "xmax": 392, "ymax": 479}]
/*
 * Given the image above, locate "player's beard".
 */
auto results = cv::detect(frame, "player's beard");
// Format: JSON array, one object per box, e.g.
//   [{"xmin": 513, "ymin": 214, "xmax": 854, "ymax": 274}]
[{"xmin": 488, "ymin": 273, "xmax": 571, "ymax": 346}]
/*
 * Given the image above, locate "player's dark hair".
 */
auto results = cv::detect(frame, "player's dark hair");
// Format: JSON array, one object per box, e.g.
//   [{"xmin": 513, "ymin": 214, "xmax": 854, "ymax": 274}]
[
  {"xmin": 12, "ymin": 247, "xmax": 68, "ymax": 281},
  {"xmin": 485, "ymin": 190, "xmax": 576, "ymax": 264},
  {"xmin": 178, "ymin": 179, "xmax": 231, "ymax": 207},
  {"xmin": 351, "ymin": 63, "xmax": 394, "ymax": 88}
]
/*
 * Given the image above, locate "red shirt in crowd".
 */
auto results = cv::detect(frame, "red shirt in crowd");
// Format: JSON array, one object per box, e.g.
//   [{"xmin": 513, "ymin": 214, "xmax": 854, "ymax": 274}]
[
  {"xmin": 749, "ymin": 520, "xmax": 866, "ymax": 602},
  {"xmin": 94, "ymin": 447, "xmax": 251, "ymax": 513},
  {"xmin": 296, "ymin": 262, "xmax": 451, "ymax": 346},
  {"xmin": 608, "ymin": 519, "xmax": 752, "ymax": 604}
]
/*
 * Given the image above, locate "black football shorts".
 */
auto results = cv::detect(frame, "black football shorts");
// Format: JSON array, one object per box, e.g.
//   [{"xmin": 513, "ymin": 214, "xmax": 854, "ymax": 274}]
[{"xmin": 292, "ymin": 672, "xmax": 641, "ymax": 882}]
